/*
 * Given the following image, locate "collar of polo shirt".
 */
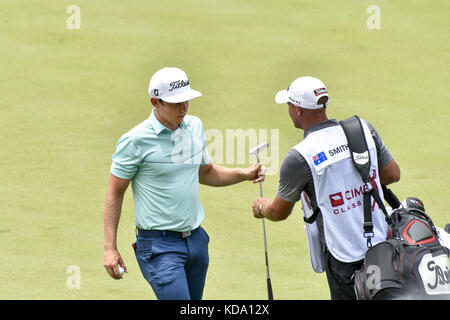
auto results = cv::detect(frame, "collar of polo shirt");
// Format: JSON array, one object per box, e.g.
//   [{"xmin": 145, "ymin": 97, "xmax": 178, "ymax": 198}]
[{"xmin": 149, "ymin": 109, "xmax": 189, "ymax": 135}]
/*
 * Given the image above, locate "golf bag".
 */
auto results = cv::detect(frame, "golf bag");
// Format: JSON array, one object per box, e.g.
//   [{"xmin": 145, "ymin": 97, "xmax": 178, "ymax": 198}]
[
  {"xmin": 340, "ymin": 116, "xmax": 450, "ymax": 300},
  {"xmin": 353, "ymin": 204, "xmax": 450, "ymax": 299},
  {"xmin": 388, "ymin": 205, "xmax": 440, "ymax": 247},
  {"xmin": 353, "ymin": 237, "xmax": 450, "ymax": 299}
]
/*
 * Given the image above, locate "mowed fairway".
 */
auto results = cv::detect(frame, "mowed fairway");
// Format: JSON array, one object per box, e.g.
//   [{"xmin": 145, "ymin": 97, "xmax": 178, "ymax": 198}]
[{"xmin": 0, "ymin": 0, "xmax": 449, "ymax": 299}]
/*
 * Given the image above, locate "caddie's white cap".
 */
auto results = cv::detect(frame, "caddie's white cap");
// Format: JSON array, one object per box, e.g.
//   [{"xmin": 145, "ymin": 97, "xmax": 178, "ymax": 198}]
[
  {"xmin": 148, "ymin": 67, "xmax": 202, "ymax": 103},
  {"xmin": 275, "ymin": 76, "xmax": 329, "ymax": 109}
]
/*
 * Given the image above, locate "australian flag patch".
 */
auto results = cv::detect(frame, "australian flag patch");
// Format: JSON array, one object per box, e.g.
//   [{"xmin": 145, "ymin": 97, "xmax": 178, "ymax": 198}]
[{"xmin": 312, "ymin": 152, "xmax": 328, "ymax": 166}]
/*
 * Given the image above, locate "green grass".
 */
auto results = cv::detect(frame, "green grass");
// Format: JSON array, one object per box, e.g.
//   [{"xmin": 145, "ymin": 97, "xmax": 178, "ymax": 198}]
[{"xmin": 0, "ymin": 0, "xmax": 448, "ymax": 299}]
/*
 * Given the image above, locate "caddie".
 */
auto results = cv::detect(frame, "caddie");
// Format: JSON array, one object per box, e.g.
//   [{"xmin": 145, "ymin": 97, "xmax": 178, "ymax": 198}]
[
  {"xmin": 103, "ymin": 67, "xmax": 265, "ymax": 300},
  {"xmin": 252, "ymin": 76, "xmax": 401, "ymax": 300}
]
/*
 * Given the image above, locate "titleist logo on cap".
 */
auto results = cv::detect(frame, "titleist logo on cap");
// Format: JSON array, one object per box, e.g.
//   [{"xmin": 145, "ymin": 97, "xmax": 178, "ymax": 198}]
[
  {"xmin": 314, "ymin": 88, "xmax": 327, "ymax": 96},
  {"xmin": 169, "ymin": 80, "xmax": 190, "ymax": 92}
]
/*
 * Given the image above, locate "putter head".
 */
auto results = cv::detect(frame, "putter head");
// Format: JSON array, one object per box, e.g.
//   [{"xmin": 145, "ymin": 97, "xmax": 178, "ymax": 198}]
[{"xmin": 249, "ymin": 142, "xmax": 269, "ymax": 155}]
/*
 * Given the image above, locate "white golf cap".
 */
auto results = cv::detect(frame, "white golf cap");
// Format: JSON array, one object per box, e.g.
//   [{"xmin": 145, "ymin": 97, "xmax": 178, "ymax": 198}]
[
  {"xmin": 275, "ymin": 76, "xmax": 329, "ymax": 109},
  {"xmin": 148, "ymin": 67, "xmax": 202, "ymax": 103}
]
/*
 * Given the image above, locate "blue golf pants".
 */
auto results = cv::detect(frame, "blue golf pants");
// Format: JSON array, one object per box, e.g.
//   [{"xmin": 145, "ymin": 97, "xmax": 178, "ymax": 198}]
[{"xmin": 135, "ymin": 227, "xmax": 209, "ymax": 300}]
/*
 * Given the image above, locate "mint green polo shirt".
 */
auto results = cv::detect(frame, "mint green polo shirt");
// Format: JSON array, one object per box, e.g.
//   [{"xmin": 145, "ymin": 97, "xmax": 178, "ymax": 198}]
[{"xmin": 110, "ymin": 109, "xmax": 211, "ymax": 231}]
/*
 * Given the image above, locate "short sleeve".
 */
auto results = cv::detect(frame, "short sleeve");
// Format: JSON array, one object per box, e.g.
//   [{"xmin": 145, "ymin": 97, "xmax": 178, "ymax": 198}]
[
  {"xmin": 110, "ymin": 135, "xmax": 141, "ymax": 179},
  {"xmin": 363, "ymin": 120, "xmax": 393, "ymax": 167},
  {"xmin": 277, "ymin": 149, "xmax": 311, "ymax": 203}
]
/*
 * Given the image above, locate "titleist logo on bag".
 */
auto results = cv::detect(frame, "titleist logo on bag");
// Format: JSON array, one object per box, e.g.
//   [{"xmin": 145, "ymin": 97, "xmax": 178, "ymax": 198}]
[
  {"xmin": 353, "ymin": 151, "xmax": 369, "ymax": 165},
  {"xmin": 418, "ymin": 253, "xmax": 450, "ymax": 295}
]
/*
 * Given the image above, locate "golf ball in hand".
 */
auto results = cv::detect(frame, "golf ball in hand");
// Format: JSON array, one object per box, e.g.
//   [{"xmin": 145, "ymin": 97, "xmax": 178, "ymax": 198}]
[{"xmin": 118, "ymin": 265, "xmax": 125, "ymax": 276}]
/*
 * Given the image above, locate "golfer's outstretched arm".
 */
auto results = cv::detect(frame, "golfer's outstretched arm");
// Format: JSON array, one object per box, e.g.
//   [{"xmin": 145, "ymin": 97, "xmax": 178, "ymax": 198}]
[
  {"xmin": 103, "ymin": 174, "xmax": 130, "ymax": 279},
  {"xmin": 199, "ymin": 163, "xmax": 264, "ymax": 186}
]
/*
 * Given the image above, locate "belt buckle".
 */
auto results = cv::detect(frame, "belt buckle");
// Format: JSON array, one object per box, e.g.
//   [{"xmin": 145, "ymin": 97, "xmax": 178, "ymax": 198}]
[{"xmin": 182, "ymin": 231, "xmax": 191, "ymax": 239}]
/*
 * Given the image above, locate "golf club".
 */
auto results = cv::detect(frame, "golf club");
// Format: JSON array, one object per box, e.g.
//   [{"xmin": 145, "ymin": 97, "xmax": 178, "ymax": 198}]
[{"xmin": 249, "ymin": 142, "xmax": 273, "ymax": 300}]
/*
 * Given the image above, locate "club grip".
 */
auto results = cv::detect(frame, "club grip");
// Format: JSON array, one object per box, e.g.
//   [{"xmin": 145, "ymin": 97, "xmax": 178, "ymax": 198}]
[{"xmin": 267, "ymin": 278, "xmax": 274, "ymax": 300}]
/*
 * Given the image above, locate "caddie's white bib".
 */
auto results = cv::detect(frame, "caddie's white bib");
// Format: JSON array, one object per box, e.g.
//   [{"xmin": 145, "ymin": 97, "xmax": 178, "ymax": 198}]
[{"xmin": 295, "ymin": 121, "xmax": 388, "ymax": 262}]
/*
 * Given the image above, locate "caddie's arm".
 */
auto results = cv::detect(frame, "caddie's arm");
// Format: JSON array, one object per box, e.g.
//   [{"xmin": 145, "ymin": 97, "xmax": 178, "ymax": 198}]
[
  {"xmin": 199, "ymin": 163, "xmax": 265, "ymax": 186},
  {"xmin": 252, "ymin": 196, "xmax": 295, "ymax": 222},
  {"xmin": 379, "ymin": 159, "xmax": 401, "ymax": 186},
  {"xmin": 103, "ymin": 174, "xmax": 130, "ymax": 279}
]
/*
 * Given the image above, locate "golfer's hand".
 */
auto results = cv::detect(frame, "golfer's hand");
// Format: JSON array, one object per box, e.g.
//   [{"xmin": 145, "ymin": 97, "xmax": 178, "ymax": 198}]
[
  {"xmin": 104, "ymin": 248, "xmax": 127, "ymax": 280},
  {"xmin": 252, "ymin": 197, "xmax": 270, "ymax": 218},
  {"xmin": 243, "ymin": 164, "xmax": 267, "ymax": 183}
]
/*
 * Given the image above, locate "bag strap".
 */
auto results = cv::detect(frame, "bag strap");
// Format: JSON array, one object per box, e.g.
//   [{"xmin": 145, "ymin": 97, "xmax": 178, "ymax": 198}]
[
  {"xmin": 382, "ymin": 184, "xmax": 401, "ymax": 210},
  {"xmin": 339, "ymin": 116, "xmax": 389, "ymax": 247},
  {"xmin": 339, "ymin": 115, "xmax": 371, "ymax": 182},
  {"xmin": 304, "ymin": 207, "xmax": 321, "ymax": 224}
]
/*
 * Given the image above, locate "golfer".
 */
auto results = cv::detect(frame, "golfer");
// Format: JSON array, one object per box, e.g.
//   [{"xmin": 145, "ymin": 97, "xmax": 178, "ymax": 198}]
[
  {"xmin": 252, "ymin": 76, "xmax": 401, "ymax": 300},
  {"xmin": 103, "ymin": 67, "xmax": 265, "ymax": 300}
]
